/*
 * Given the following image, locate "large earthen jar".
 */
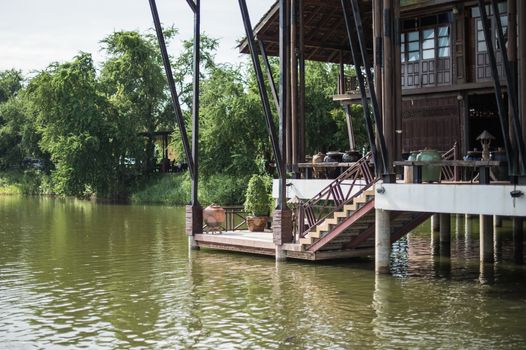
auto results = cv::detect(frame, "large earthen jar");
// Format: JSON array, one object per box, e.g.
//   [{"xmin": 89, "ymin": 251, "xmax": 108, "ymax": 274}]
[{"xmin": 203, "ymin": 204, "xmax": 226, "ymax": 229}]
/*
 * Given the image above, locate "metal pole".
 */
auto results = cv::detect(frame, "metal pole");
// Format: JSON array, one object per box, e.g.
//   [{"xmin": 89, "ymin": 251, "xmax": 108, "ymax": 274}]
[
  {"xmin": 191, "ymin": 0, "xmax": 200, "ymax": 206},
  {"xmin": 520, "ymin": 0, "xmax": 526, "ymax": 160},
  {"xmin": 348, "ymin": 0, "xmax": 390, "ymax": 176},
  {"xmin": 491, "ymin": 0, "xmax": 526, "ymax": 174},
  {"xmin": 477, "ymin": 0, "xmax": 515, "ymax": 176},
  {"xmin": 340, "ymin": 0, "xmax": 379, "ymax": 173},
  {"xmin": 238, "ymin": 0, "xmax": 284, "ymax": 181},
  {"xmin": 258, "ymin": 40, "xmax": 280, "ymax": 113},
  {"xmin": 298, "ymin": 0, "xmax": 306, "ymax": 164},
  {"xmin": 508, "ymin": 0, "xmax": 518, "ymax": 170},
  {"xmin": 148, "ymin": 0, "xmax": 195, "ymax": 180},
  {"xmin": 291, "ymin": 0, "xmax": 298, "ymax": 167},
  {"xmin": 279, "ymin": 0, "xmax": 290, "ymax": 209}
]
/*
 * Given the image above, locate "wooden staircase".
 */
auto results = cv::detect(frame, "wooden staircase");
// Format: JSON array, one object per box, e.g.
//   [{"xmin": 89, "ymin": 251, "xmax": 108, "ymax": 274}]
[
  {"xmin": 291, "ymin": 154, "xmax": 431, "ymax": 260},
  {"xmin": 295, "ymin": 189, "xmax": 432, "ymax": 259},
  {"xmin": 299, "ymin": 188, "xmax": 376, "ymax": 246}
]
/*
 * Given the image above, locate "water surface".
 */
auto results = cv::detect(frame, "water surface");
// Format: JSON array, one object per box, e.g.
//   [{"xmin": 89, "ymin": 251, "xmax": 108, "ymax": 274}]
[{"xmin": 1, "ymin": 196, "xmax": 525, "ymax": 349}]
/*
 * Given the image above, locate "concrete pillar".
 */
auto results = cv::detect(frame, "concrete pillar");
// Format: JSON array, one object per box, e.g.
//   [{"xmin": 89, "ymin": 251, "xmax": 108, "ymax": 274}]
[
  {"xmin": 455, "ymin": 214, "xmax": 462, "ymax": 235},
  {"xmin": 513, "ymin": 217, "xmax": 524, "ymax": 263},
  {"xmin": 480, "ymin": 215, "xmax": 494, "ymax": 263},
  {"xmin": 493, "ymin": 222, "xmax": 503, "ymax": 262},
  {"xmin": 431, "ymin": 214, "xmax": 440, "ymax": 231},
  {"xmin": 375, "ymin": 209, "xmax": 391, "ymax": 274},
  {"xmin": 465, "ymin": 216, "xmax": 473, "ymax": 259},
  {"xmin": 494, "ymin": 215, "xmax": 503, "ymax": 228},
  {"xmin": 479, "ymin": 260, "xmax": 495, "ymax": 285},
  {"xmin": 273, "ymin": 209, "xmax": 293, "ymax": 262},
  {"xmin": 188, "ymin": 236, "xmax": 200, "ymax": 251},
  {"xmin": 431, "ymin": 230, "xmax": 440, "ymax": 256},
  {"xmin": 440, "ymin": 214, "xmax": 451, "ymax": 256},
  {"xmin": 275, "ymin": 246, "xmax": 287, "ymax": 262}
]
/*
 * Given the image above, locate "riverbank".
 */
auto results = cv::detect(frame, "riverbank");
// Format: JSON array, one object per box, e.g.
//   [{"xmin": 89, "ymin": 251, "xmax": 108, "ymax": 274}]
[
  {"xmin": 0, "ymin": 170, "xmax": 51, "ymax": 195},
  {"xmin": 1, "ymin": 170, "xmax": 248, "ymax": 207},
  {"xmin": 130, "ymin": 173, "xmax": 248, "ymax": 206}
]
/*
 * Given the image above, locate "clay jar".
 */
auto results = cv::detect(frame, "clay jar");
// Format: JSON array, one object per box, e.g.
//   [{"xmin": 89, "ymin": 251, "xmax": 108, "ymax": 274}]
[
  {"xmin": 342, "ymin": 150, "xmax": 362, "ymax": 163},
  {"xmin": 312, "ymin": 152, "xmax": 326, "ymax": 179},
  {"xmin": 416, "ymin": 149, "xmax": 442, "ymax": 182},
  {"xmin": 324, "ymin": 152, "xmax": 343, "ymax": 179},
  {"xmin": 203, "ymin": 204, "xmax": 226, "ymax": 229}
]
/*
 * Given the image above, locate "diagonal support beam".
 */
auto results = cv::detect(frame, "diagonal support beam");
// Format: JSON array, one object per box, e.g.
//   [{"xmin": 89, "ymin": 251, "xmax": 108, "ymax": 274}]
[
  {"xmin": 340, "ymin": 0, "xmax": 379, "ymax": 174},
  {"xmin": 238, "ymin": 0, "xmax": 284, "ymax": 181},
  {"xmin": 491, "ymin": 0, "xmax": 526, "ymax": 175},
  {"xmin": 390, "ymin": 212, "xmax": 432, "ymax": 243},
  {"xmin": 477, "ymin": 0, "xmax": 515, "ymax": 176},
  {"xmin": 148, "ymin": 0, "xmax": 195, "ymax": 180},
  {"xmin": 186, "ymin": 0, "xmax": 196, "ymax": 13},
  {"xmin": 258, "ymin": 40, "xmax": 281, "ymax": 113},
  {"xmin": 348, "ymin": 0, "xmax": 390, "ymax": 175}
]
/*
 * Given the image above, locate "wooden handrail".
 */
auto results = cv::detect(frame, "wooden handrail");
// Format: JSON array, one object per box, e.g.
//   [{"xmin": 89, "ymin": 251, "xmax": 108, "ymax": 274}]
[{"xmin": 298, "ymin": 153, "xmax": 376, "ymax": 238}]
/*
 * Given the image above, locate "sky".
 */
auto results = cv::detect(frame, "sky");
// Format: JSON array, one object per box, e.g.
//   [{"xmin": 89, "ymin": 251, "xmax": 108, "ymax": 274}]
[{"xmin": 0, "ymin": 0, "xmax": 274, "ymax": 73}]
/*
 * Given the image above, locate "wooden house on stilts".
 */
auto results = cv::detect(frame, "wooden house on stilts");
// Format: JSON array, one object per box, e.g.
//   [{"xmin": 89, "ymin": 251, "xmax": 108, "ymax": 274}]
[{"xmin": 150, "ymin": 0, "xmax": 526, "ymax": 272}]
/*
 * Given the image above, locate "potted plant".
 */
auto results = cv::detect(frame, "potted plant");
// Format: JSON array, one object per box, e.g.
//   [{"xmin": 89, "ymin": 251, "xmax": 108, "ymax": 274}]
[{"xmin": 244, "ymin": 174, "xmax": 272, "ymax": 232}]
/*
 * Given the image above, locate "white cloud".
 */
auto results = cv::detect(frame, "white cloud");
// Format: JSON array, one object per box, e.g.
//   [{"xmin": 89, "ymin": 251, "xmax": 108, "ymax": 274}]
[{"xmin": 0, "ymin": 0, "xmax": 274, "ymax": 72}]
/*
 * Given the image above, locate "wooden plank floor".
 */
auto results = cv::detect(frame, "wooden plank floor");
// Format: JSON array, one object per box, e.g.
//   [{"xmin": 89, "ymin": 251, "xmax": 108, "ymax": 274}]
[
  {"xmin": 193, "ymin": 231, "xmax": 374, "ymax": 260},
  {"xmin": 194, "ymin": 231, "xmax": 277, "ymax": 256}
]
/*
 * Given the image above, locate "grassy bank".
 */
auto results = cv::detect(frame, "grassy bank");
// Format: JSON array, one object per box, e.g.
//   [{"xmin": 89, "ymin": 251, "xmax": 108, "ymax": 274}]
[
  {"xmin": 130, "ymin": 173, "xmax": 249, "ymax": 207},
  {"xmin": 0, "ymin": 170, "xmax": 51, "ymax": 195},
  {"xmin": 1, "ymin": 170, "xmax": 249, "ymax": 207}
]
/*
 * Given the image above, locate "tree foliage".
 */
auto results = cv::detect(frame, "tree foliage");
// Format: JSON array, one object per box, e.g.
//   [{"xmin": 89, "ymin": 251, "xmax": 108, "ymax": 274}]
[
  {"xmin": 28, "ymin": 53, "xmax": 118, "ymax": 196},
  {"xmin": 0, "ymin": 28, "xmax": 369, "ymax": 203}
]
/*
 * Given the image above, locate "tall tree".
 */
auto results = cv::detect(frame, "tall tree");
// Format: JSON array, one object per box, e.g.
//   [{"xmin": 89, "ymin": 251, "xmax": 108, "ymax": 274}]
[
  {"xmin": 28, "ymin": 53, "xmax": 117, "ymax": 197},
  {"xmin": 100, "ymin": 30, "xmax": 170, "ymax": 175}
]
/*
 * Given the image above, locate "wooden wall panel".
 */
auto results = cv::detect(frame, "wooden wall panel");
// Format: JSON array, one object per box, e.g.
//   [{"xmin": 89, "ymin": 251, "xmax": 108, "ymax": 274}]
[{"xmin": 401, "ymin": 95, "xmax": 461, "ymax": 153}]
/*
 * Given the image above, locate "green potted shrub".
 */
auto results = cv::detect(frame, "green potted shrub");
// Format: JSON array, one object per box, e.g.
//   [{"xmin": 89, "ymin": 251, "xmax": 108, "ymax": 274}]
[{"xmin": 244, "ymin": 174, "xmax": 273, "ymax": 232}]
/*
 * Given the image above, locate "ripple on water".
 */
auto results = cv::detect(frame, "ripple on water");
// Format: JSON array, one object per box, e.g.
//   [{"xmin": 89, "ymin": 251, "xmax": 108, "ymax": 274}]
[{"xmin": 1, "ymin": 199, "xmax": 526, "ymax": 349}]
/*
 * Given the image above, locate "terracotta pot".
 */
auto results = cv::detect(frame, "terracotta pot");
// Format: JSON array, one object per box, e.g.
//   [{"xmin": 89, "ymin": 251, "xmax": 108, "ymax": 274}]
[
  {"xmin": 203, "ymin": 204, "xmax": 226, "ymax": 229},
  {"xmin": 247, "ymin": 216, "xmax": 267, "ymax": 232}
]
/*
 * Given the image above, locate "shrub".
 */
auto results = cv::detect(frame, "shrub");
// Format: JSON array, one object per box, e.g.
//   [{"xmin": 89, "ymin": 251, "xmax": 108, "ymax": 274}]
[{"xmin": 243, "ymin": 174, "xmax": 273, "ymax": 216}]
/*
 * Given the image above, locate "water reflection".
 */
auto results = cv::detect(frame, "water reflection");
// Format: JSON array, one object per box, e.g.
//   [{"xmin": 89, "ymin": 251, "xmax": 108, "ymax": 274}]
[{"xmin": 1, "ymin": 197, "xmax": 526, "ymax": 349}]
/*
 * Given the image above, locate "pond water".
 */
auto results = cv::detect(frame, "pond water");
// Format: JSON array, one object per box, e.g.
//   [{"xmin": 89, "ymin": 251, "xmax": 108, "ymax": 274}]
[{"xmin": 1, "ymin": 196, "xmax": 525, "ymax": 349}]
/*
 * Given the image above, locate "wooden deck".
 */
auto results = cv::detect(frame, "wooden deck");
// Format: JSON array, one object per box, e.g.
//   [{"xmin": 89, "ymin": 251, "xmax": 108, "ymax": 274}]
[
  {"xmin": 193, "ymin": 231, "xmax": 375, "ymax": 261},
  {"xmin": 194, "ymin": 231, "xmax": 276, "ymax": 256}
]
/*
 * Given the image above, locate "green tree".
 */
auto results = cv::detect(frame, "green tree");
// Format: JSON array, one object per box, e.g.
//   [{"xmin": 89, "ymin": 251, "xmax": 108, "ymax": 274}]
[
  {"xmin": 199, "ymin": 64, "xmax": 269, "ymax": 178},
  {"xmin": 28, "ymin": 53, "xmax": 118, "ymax": 197},
  {"xmin": 100, "ymin": 30, "xmax": 171, "ymax": 176},
  {"xmin": 0, "ymin": 69, "xmax": 23, "ymax": 103}
]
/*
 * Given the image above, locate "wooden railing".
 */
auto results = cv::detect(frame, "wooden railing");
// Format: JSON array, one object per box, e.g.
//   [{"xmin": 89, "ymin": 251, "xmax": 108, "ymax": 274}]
[
  {"xmin": 203, "ymin": 206, "xmax": 249, "ymax": 233},
  {"xmin": 440, "ymin": 142, "xmax": 459, "ymax": 181},
  {"xmin": 297, "ymin": 153, "xmax": 376, "ymax": 238},
  {"xmin": 224, "ymin": 206, "xmax": 249, "ymax": 231}
]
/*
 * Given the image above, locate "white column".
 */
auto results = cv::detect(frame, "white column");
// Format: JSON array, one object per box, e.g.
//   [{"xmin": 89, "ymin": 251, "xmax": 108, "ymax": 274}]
[{"xmin": 375, "ymin": 209, "xmax": 391, "ymax": 274}]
